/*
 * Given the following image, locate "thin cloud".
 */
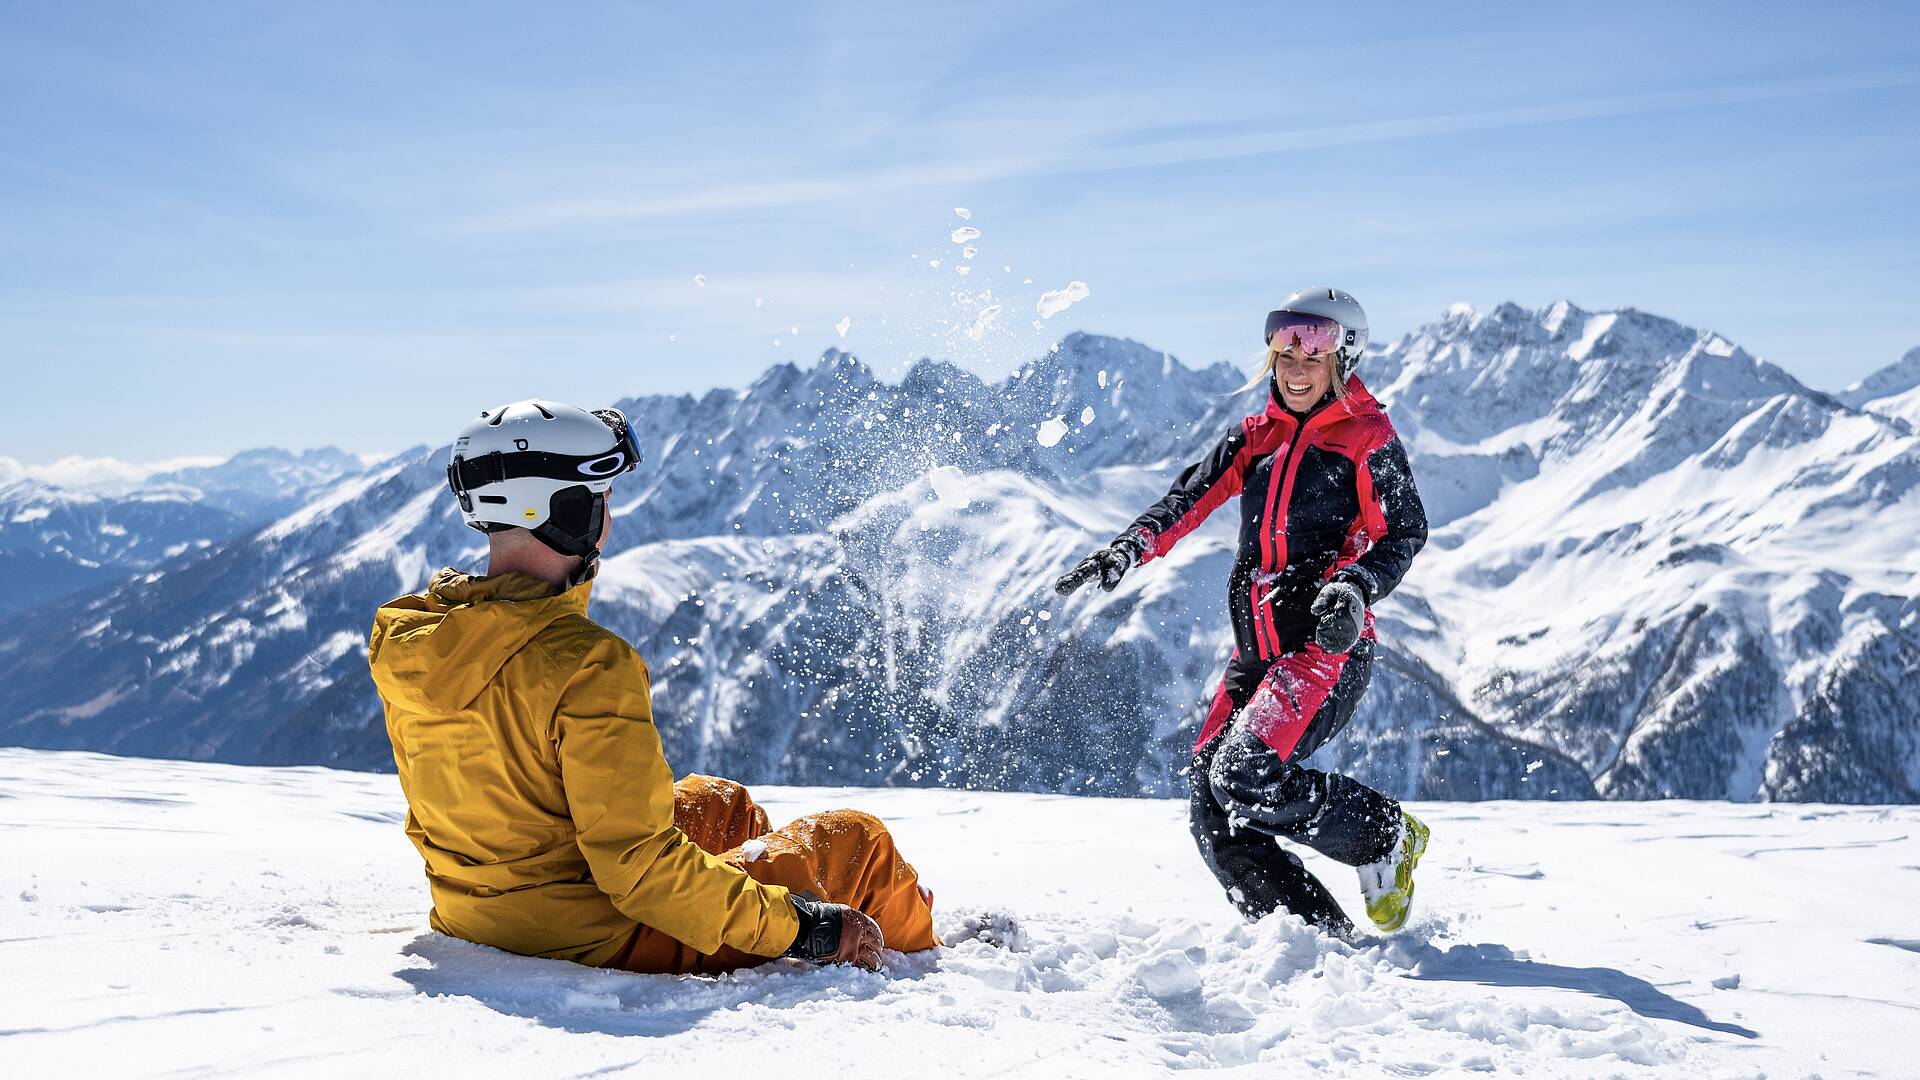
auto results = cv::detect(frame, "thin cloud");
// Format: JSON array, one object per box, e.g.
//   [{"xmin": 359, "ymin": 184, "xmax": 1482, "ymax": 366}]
[{"xmin": 458, "ymin": 69, "xmax": 1920, "ymax": 233}]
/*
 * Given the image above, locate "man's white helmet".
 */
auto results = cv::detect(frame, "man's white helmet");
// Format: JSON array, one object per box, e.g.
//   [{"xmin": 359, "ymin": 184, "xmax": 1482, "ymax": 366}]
[
  {"xmin": 1265, "ymin": 287, "xmax": 1369, "ymax": 378},
  {"xmin": 446, "ymin": 399, "xmax": 640, "ymax": 581}
]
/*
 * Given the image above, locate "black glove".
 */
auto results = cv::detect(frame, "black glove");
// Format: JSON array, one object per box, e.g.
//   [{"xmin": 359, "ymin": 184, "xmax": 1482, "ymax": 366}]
[
  {"xmin": 1054, "ymin": 531, "xmax": 1148, "ymax": 596},
  {"xmin": 1310, "ymin": 579, "xmax": 1367, "ymax": 654},
  {"xmin": 785, "ymin": 894, "xmax": 884, "ymax": 969}
]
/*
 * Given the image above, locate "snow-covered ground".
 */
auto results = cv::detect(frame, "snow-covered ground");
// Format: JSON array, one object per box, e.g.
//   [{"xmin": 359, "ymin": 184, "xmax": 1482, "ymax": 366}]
[{"xmin": 3, "ymin": 749, "xmax": 1916, "ymax": 1078}]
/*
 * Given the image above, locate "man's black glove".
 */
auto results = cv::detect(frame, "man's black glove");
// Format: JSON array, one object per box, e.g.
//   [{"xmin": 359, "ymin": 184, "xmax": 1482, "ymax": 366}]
[
  {"xmin": 785, "ymin": 894, "xmax": 884, "ymax": 970},
  {"xmin": 1054, "ymin": 531, "xmax": 1149, "ymax": 596},
  {"xmin": 1310, "ymin": 579, "xmax": 1367, "ymax": 655}
]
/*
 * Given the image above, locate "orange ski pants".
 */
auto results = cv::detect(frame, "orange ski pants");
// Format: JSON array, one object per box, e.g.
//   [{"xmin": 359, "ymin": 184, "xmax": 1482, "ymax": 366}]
[{"xmin": 605, "ymin": 775, "xmax": 938, "ymax": 974}]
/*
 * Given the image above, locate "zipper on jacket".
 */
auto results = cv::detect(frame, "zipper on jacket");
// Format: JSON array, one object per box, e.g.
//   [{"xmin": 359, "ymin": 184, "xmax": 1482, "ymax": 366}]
[{"xmin": 1255, "ymin": 399, "xmax": 1337, "ymax": 657}]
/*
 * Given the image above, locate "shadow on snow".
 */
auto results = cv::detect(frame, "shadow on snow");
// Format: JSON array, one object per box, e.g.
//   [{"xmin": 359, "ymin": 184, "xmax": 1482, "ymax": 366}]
[
  {"xmin": 390, "ymin": 932, "xmax": 905, "ymax": 1038},
  {"xmin": 1405, "ymin": 942, "xmax": 1759, "ymax": 1039}
]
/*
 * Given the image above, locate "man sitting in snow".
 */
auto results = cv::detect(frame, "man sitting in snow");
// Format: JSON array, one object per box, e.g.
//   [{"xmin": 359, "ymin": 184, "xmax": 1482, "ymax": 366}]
[{"xmin": 368, "ymin": 399, "xmax": 937, "ymax": 973}]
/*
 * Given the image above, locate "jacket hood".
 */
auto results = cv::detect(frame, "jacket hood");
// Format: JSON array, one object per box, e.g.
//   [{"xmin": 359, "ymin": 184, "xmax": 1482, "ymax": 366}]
[
  {"xmin": 368, "ymin": 567, "xmax": 591, "ymax": 713},
  {"xmin": 1264, "ymin": 373, "xmax": 1384, "ymax": 423}
]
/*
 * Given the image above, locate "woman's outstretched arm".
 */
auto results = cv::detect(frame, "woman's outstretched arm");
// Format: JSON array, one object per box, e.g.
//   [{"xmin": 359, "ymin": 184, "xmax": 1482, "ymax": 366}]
[
  {"xmin": 1056, "ymin": 423, "xmax": 1252, "ymax": 596},
  {"xmin": 1124, "ymin": 423, "xmax": 1254, "ymax": 564}
]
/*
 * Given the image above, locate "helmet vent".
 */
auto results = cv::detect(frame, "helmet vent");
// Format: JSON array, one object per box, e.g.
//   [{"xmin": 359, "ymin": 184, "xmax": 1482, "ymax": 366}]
[
  {"xmin": 533, "ymin": 403, "xmax": 555, "ymax": 420},
  {"xmin": 486, "ymin": 410, "xmax": 505, "ymax": 427}
]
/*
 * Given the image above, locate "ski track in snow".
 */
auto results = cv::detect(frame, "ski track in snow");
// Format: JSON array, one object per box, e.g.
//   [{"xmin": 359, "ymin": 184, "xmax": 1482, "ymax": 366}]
[{"xmin": 3, "ymin": 749, "xmax": 1917, "ymax": 1078}]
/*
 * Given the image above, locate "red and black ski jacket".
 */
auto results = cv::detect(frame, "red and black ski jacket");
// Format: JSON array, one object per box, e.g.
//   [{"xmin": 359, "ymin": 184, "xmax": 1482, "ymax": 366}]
[{"xmin": 1123, "ymin": 376, "xmax": 1427, "ymax": 660}]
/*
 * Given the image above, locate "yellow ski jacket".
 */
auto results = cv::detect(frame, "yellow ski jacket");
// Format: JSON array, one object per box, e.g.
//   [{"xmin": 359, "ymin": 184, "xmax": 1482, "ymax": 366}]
[{"xmin": 368, "ymin": 568, "xmax": 799, "ymax": 966}]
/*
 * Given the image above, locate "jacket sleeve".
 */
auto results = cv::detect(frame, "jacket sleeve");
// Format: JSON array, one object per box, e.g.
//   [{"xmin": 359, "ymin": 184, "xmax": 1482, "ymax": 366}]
[
  {"xmin": 1124, "ymin": 423, "xmax": 1251, "ymax": 563},
  {"xmin": 552, "ymin": 638, "xmax": 799, "ymax": 958},
  {"xmin": 1339, "ymin": 434, "xmax": 1428, "ymax": 605}
]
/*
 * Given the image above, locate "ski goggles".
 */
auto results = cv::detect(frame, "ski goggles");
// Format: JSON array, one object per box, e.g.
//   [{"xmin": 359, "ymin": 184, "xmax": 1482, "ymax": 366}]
[
  {"xmin": 1264, "ymin": 310, "xmax": 1345, "ymax": 356},
  {"xmin": 590, "ymin": 407, "xmax": 642, "ymax": 476}
]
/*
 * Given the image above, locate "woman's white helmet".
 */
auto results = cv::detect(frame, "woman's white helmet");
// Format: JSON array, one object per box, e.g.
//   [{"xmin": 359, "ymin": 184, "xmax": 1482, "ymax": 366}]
[
  {"xmin": 1266, "ymin": 287, "xmax": 1369, "ymax": 378},
  {"xmin": 446, "ymin": 399, "xmax": 640, "ymax": 581}
]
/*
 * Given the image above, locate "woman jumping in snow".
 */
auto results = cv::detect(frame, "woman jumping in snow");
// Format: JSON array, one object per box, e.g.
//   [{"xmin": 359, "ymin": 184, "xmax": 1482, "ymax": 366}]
[{"xmin": 1056, "ymin": 287, "xmax": 1430, "ymax": 939}]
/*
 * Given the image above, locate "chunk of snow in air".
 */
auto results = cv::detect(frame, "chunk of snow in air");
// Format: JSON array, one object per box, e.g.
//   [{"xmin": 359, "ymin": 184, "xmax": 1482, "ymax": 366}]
[
  {"xmin": 1037, "ymin": 281, "xmax": 1090, "ymax": 320},
  {"xmin": 693, "ymin": 274, "xmax": 707, "ymax": 287},
  {"xmin": 966, "ymin": 304, "xmax": 1002, "ymax": 341},
  {"xmin": 962, "ymin": 246, "xmax": 977, "ymax": 260},
  {"xmin": 927, "ymin": 466, "xmax": 972, "ymax": 508},
  {"xmin": 954, "ymin": 207, "xmax": 971, "ymax": 220},
  {"xmin": 835, "ymin": 316, "xmax": 851, "ymax": 339},
  {"xmin": 1037, "ymin": 416, "xmax": 1070, "ymax": 447},
  {"xmin": 1080, "ymin": 406, "xmax": 1095, "ymax": 425},
  {"xmin": 1098, "ymin": 370, "xmax": 1108, "ymax": 389},
  {"xmin": 950, "ymin": 226, "xmax": 981, "ymax": 244}
]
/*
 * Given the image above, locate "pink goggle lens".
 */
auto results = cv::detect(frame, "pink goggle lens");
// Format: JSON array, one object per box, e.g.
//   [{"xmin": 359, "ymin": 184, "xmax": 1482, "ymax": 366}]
[{"xmin": 1264, "ymin": 311, "xmax": 1342, "ymax": 356}]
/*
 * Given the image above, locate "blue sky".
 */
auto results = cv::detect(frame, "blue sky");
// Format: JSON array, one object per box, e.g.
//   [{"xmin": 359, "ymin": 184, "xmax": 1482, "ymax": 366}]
[{"xmin": 3, "ymin": 2, "xmax": 1917, "ymax": 462}]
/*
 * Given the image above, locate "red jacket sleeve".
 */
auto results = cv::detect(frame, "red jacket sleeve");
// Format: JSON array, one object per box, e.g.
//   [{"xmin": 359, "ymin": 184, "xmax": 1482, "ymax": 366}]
[{"xmin": 1123, "ymin": 421, "xmax": 1253, "ymax": 562}]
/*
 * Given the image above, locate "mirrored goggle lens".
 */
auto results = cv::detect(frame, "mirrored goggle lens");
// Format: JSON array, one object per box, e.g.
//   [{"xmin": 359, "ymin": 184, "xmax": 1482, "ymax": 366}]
[
  {"xmin": 592, "ymin": 407, "xmax": 642, "ymax": 470},
  {"xmin": 1264, "ymin": 310, "xmax": 1343, "ymax": 355}
]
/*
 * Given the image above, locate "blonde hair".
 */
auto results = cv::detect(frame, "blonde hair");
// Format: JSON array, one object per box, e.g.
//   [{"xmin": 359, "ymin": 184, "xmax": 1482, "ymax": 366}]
[{"xmin": 1239, "ymin": 346, "xmax": 1349, "ymax": 399}]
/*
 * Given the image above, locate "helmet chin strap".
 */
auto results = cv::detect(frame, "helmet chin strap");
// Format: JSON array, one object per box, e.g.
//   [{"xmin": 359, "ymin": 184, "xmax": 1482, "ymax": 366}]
[
  {"xmin": 564, "ymin": 548, "xmax": 599, "ymax": 589},
  {"xmin": 525, "ymin": 489, "xmax": 607, "ymax": 589}
]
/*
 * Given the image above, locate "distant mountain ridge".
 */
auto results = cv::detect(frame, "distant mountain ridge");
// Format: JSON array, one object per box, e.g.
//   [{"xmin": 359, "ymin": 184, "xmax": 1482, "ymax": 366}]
[
  {"xmin": 1, "ymin": 310, "xmax": 1915, "ymax": 803},
  {"xmin": 0, "ymin": 447, "xmax": 368, "ymax": 616},
  {"xmin": 1841, "ymin": 345, "xmax": 1920, "ymax": 426}
]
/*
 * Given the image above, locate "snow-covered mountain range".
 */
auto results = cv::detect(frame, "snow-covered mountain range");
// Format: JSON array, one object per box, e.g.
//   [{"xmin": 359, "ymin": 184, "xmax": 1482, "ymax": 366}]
[
  {"xmin": 0, "ymin": 447, "xmax": 366, "ymax": 616},
  {"xmin": 0, "ymin": 306, "xmax": 1914, "ymax": 802}
]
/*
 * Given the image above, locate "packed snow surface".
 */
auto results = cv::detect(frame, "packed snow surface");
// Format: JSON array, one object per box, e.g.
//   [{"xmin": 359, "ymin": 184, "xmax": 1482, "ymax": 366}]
[{"xmin": 5, "ymin": 750, "xmax": 1917, "ymax": 1078}]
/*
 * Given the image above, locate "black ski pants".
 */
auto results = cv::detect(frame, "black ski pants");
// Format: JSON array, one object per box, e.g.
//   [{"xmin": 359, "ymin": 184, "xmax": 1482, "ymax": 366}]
[{"xmin": 1187, "ymin": 637, "xmax": 1401, "ymax": 935}]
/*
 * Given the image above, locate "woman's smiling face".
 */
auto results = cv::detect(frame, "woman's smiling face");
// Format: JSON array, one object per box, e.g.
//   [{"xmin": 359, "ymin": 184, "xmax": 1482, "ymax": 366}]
[{"xmin": 1272, "ymin": 344, "xmax": 1334, "ymax": 411}]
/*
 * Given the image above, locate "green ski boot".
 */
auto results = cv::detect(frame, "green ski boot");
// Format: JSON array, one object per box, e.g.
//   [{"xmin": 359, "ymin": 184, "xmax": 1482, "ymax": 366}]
[{"xmin": 1358, "ymin": 811, "xmax": 1429, "ymax": 932}]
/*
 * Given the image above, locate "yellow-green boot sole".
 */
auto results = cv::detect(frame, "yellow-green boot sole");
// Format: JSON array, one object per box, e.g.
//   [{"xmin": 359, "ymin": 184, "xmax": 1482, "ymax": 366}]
[{"xmin": 1364, "ymin": 811, "xmax": 1429, "ymax": 933}]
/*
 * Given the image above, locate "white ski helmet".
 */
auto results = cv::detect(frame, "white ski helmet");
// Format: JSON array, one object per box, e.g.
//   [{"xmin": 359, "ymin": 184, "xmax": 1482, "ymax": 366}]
[
  {"xmin": 446, "ymin": 399, "xmax": 640, "ymax": 581},
  {"xmin": 1265, "ymin": 287, "xmax": 1369, "ymax": 378}
]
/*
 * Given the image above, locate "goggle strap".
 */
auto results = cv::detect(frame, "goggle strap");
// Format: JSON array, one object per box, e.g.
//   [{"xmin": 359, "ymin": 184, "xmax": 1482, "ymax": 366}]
[{"xmin": 448, "ymin": 447, "xmax": 635, "ymax": 494}]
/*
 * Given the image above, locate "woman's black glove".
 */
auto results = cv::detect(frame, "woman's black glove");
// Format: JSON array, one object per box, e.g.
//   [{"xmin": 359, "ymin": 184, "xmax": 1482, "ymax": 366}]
[
  {"xmin": 1310, "ymin": 579, "xmax": 1367, "ymax": 654},
  {"xmin": 1054, "ymin": 531, "xmax": 1149, "ymax": 595},
  {"xmin": 785, "ymin": 894, "xmax": 884, "ymax": 970}
]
